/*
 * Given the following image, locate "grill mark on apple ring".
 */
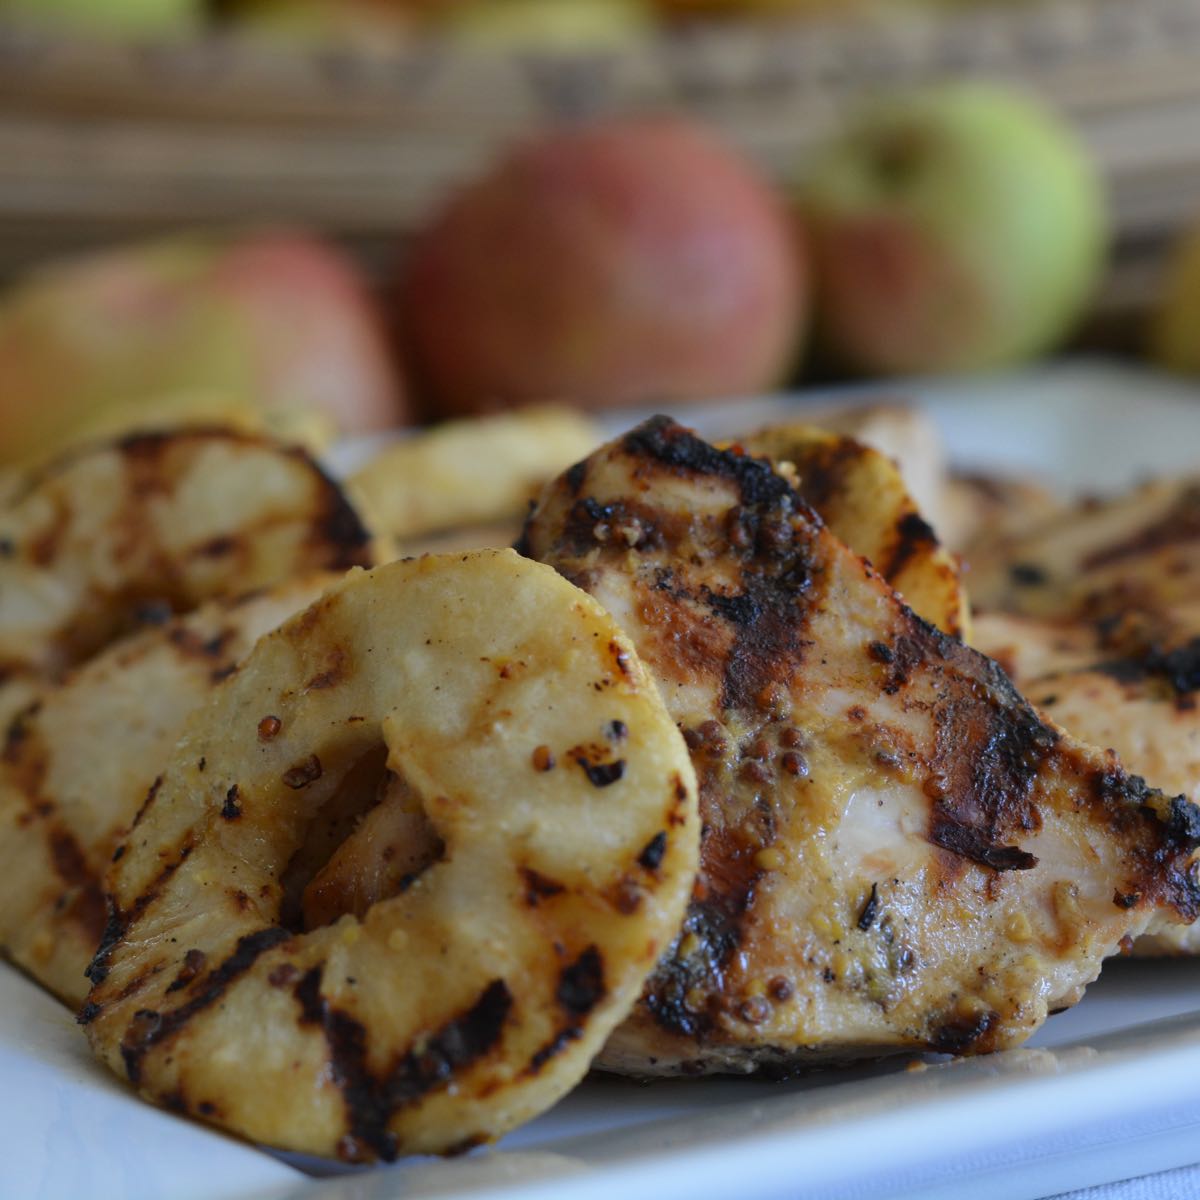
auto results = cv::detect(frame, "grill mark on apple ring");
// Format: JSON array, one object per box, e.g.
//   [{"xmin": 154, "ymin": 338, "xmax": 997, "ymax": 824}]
[
  {"xmin": 294, "ymin": 967, "xmax": 514, "ymax": 1163},
  {"xmin": 118, "ymin": 926, "xmax": 291, "ymax": 1084}
]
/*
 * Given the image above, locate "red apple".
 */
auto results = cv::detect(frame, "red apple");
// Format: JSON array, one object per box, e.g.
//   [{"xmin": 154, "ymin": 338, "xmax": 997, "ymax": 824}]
[
  {"xmin": 401, "ymin": 117, "xmax": 806, "ymax": 415},
  {"xmin": 0, "ymin": 229, "xmax": 406, "ymax": 467}
]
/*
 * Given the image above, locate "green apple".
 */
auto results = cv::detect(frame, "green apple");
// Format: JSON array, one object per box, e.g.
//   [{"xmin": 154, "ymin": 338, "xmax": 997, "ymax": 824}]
[
  {"xmin": 442, "ymin": 0, "xmax": 653, "ymax": 51},
  {"xmin": 221, "ymin": 0, "xmax": 414, "ymax": 46},
  {"xmin": 798, "ymin": 82, "xmax": 1108, "ymax": 376},
  {"xmin": 1151, "ymin": 216, "xmax": 1200, "ymax": 375},
  {"xmin": 0, "ymin": 0, "xmax": 202, "ymax": 36}
]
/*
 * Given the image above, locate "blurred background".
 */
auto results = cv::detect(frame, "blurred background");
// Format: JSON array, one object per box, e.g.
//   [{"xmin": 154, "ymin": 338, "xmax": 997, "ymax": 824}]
[{"xmin": 3, "ymin": 0, "xmax": 1200, "ymax": 457}]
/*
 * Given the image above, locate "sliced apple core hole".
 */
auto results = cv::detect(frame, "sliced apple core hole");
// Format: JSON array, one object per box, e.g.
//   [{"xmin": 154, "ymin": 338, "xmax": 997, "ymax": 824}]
[
  {"xmin": 277, "ymin": 744, "xmax": 389, "ymax": 931},
  {"xmin": 299, "ymin": 759, "xmax": 444, "ymax": 931}
]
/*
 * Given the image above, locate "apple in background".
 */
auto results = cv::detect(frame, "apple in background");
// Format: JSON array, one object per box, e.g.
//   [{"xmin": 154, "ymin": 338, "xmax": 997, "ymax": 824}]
[
  {"xmin": 0, "ymin": 230, "xmax": 406, "ymax": 468},
  {"xmin": 0, "ymin": 0, "xmax": 202, "ymax": 36},
  {"xmin": 650, "ymin": 0, "xmax": 852, "ymax": 18},
  {"xmin": 439, "ymin": 0, "xmax": 652, "ymax": 51},
  {"xmin": 1150, "ymin": 215, "xmax": 1200, "ymax": 376},
  {"xmin": 797, "ymin": 83, "xmax": 1108, "ymax": 377},
  {"xmin": 401, "ymin": 117, "xmax": 806, "ymax": 416},
  {"xmin": 218, "ymin": 0, "xmax": 416, "ymax": 47}
]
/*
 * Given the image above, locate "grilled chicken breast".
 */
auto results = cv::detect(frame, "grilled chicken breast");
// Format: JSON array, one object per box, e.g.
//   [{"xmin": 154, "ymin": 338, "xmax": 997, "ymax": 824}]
[
  {"xmin": 521, "ymin": 418, "xmax": 1200, "ymax": 1074},
  {"xmin": 974, "ymin": 609, "xmax": 1200, "ymax": 956},
  {"xmin": 968, "ymin": 478, "xmax": 1200, "ymax": 622},
  {"xmin": 967, "ymin": 480, "xmax": 1200, "ymax": 957}
]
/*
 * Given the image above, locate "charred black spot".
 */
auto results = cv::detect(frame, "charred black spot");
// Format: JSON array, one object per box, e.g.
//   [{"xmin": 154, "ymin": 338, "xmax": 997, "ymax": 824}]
[
  {"xmin": 1010, "ymin": 562, "xmax": 1048, "ymax": 586},
  {"xmin": 1114, "ymin": 889, "xmax": 1142, "ymax": 909},
  {"xmin": 702, "ymin": 588, "xmax": 762, "ymax": 627},
  {"xmin": 118, "ymin": 926, "xmax": 289, "ymax": 1083},
  {"xmin": 927, "ymin": 667, "xmax": 1054, "ymax": 874},
  {"xmin": 638, "ymin": 832, "xmax": 667, "ymax": 871},
  {"xmin": 879, "ymin": 635, "xmax": 924, "ymax": 694},
  {"xmin": 296, "ymin": 967, "xmax": 512, "ymax": 1163},
  {"xmin": 520, "ymin": 866, "xmax": 565, "ymax": 906},
  {"xmin": 133, "ymin": 599, "xmax": 174, "ymax": 626},
  {"xmin": 929, "ymin": 1009, "xmax": 998, "ymax": 1055},
  {"xmin": 117, "ymin": 428, "xmax": 177, "ymax": 456},
  {"xmin": 1094, "ymin": 637, "xmax": 1200, "ymax": 697},
  {"xmin": 444, "ymin": 1134, "xmax": 489, "ymax": 1158},
  {"xmin": 558, "ymin": 495, "xmax": 662, "ymax": 556},
  {"xmin": 572, "ymin": 754, "xmax": 625, "ymax": 788},
  {"xmin": 221, "ymin": 785, "xmax": 241, "ymax": 820},
  {"xmin": 3, "ymin": 702, "xmax": 40, "ymax": 763},
  {"xmin": 197, "ymin": 1101, "xmax": 217, "ymax": 1117},
  {"xmin": 111, "ymin": 845, "xmax": 125, "ymax": 864},
  {"xmin": 1087, "ymin": 774, "xmax": 1200, "ymax": 921},
  {"xmin": 930, "ymin": 818, "xmax": 1038, "ymax": 872},
  {"xmin": 197, "ymin": 535, "xmax": 236, "ymax": 559},
  {"xmin": 868, "ymin": 641, "xmax": 894, "ymax": 664},
  {"xmin": 565, "ymin": 459, "xmax": 587, "ymax": 495},
  {"xmin": 557, "ymin": 946, "xmax": 605, "ymax": 1016},
  {"xmin": 85, "ymin": 905, "xmax": 128, "ymax": 986},
  {"xmin": 318, "ymin": 484, "xmax": 374, "ymax": 566},
  {"xmin": 77, "ymin": 1000, "xmax": 101, "ymax": 1026},
  {"xmin": 624, "ymin": 417, "xmax": 793, "ymax": 508},
  {"xmin": 526, "ymin": 1025, "xmax": 581, "ymax": 1075},
  {"xmin": 886, "ymin": 511, "xmax": 937, "ymax": 580},
  {"xmin": 605, "ymin": 719, "xmax": 627, "ymax": 741},
  {"xmin": 857, "ymin": 883, "xmax": 880, "ymax": 931},
  {"xmin": 1166, "ymin": 794, "xmax": 1200, "ymax": 850}
]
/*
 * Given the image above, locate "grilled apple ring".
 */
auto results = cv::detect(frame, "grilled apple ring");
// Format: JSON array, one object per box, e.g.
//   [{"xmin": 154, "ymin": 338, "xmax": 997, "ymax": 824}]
[
  {"xmin": 0, "ymin": 575, "xmax": 337, "ymax": 1006},
  {"xmin": 83, "ymin": 550, "xmax": 698, "ymax": 1162},
  {"xmin": 0, "ymin": 428, "xmax": 375, "ymax": 680}
]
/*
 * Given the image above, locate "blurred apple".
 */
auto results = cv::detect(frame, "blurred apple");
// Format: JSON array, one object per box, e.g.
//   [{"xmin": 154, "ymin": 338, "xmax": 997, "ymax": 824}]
[
  {"xmin": 650, "ymin": 0, "xmax": 854, "ymax": 18},
  {"xmin": 217, "ymin": 0, "xmax": 415, "ymax": 47},
  {"xmin": 401, "ymin": 117, "xmax": 805, "ymax": 415},
  {"xmin": 0, "ymin": 230, "xmax": 406, "ymax": 468},
  {"xmin": 798, "ymin": 82, "xmax": 1107, "ymax": 376},
  {"xmin": 1150, "ymin": 216, "xmax": 1200, "ymax": 376},
  {"xmin": 441, "ymin": 0, "xmax": 652, "ymax": 50},
  {"xmin": 0, "ymin": 0, "xmax": 201, "ymax": 35}
]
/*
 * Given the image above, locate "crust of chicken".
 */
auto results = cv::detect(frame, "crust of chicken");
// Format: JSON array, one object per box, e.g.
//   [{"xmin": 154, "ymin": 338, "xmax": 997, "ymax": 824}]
[{"xmin": 521, "ymin": 418, "xmax": 1200, "ymax": 1074}]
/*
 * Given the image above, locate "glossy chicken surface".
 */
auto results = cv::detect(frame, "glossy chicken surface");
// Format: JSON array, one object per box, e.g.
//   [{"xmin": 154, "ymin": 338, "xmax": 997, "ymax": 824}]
[{"xmin": 522, "ymin": 418, "xmax": 1200, "ymax": 1073}]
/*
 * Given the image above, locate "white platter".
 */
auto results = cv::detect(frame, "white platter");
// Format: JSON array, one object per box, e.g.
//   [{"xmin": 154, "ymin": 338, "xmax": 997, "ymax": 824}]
[{"xmin": 7, "ymin": 357, "xmax": 1200, "ymax": 1200}]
